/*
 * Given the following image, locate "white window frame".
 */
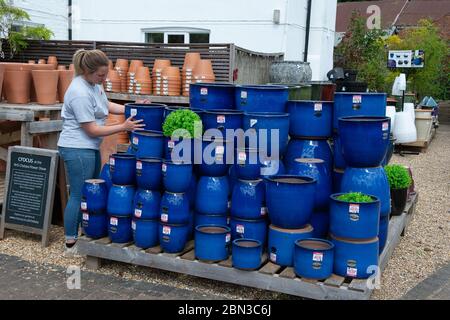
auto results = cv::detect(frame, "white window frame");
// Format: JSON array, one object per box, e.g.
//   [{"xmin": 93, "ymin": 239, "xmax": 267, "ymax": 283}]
[{"xmin": 142, "ymin": 27, "xmax": 210, "ymax": 44}]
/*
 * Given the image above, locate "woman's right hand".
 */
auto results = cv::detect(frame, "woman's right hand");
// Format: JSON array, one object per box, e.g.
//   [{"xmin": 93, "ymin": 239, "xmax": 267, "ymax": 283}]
[{"xmin": 122, "ymin": 116, "xmax": 146, "ymax": 132}]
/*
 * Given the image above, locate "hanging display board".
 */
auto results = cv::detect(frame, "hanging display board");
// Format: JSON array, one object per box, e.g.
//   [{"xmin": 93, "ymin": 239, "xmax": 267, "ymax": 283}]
[{"xmin": 388, "ymin": 50, "xmax": 425, "ymax": 69}]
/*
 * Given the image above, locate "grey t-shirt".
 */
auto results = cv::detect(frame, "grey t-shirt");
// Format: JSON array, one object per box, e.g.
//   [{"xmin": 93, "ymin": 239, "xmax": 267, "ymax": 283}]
[{"xmin": 58, "ymin": 76, "xmax": 109, "ymax": 150}]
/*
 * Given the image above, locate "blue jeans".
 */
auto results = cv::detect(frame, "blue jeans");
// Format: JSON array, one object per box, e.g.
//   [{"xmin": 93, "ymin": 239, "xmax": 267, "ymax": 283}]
[{"xmin": 59, "ymin": 147, "xmax": 101, "ymax": 241}]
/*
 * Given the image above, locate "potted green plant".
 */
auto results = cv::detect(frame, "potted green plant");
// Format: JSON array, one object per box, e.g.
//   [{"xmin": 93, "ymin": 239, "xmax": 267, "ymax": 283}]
[{"xmin": 384, "ymin": 165, "xmax": 413, "ymax": 216}]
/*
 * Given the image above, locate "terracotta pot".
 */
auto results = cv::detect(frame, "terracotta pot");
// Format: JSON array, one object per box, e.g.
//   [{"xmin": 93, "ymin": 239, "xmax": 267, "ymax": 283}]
[
  {"xmin": 28, "ymin": 60, "xmax": 36, "ymax": 64},
  {"xmin": 47, "ymin": 56, "xmax": 58, "ymax": 69},
  {"xmin": 38, "ymin": 59, "xmax": 46, "ymax": 64},
  {"xmin": 100, "ymin": 118, "xmax": 129, "ymax": 166},
  {"xmin": 135, "ymin": 67, "xmax": 151, "ymax": 81},
  {"xmin": 58, "ymin": 70, "xmax": 74, "ymax": 103},
  {"xmin": 115, "ymin": 59, "xmax": 129, "ymax": 72},
  {"xmin": 129, "ymin": 60, "xmax": 144, "ymax": 73},
  {"xmin": 31, "ymin": 70, "xmax": 59, "ymax": 105},
  {"xmin": 153, "ymin": 59, "xmax": 171, "ymax": 74},
  {"xmin": 107, "ymin": 70, "xmax": 121, "ymax": 81},
  {"xmin": 108, "ymin": 60, "xmax": 114, "ymax": 70},
  {"xmin": 4, "ymin": 70, "xmax": 31, "ymax": 104},
  {"xmin": 183, "ymin": 52, "xmax": 201, "ymax": 71},
  {"xmin": 69, "ymin": 64, "xmax": 75, "ymax": 71},
  {"xmin": 57, "ymin": 65, "xmax": 66, "ymax": 71}
]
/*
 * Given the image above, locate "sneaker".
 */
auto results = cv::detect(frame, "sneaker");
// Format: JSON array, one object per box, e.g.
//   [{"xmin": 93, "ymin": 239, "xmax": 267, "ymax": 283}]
[{"xmin": 64, "ymin": 243, "xmax": 82, "ymax": 258}]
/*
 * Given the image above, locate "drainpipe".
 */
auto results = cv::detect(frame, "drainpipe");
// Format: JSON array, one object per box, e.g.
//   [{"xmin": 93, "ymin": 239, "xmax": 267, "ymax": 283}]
[
  {"xmin": 68, "ymin": 0, "xmax": 72, "ymax": 40},
  {"xmin": 303, "ymin": 0, "xmax": 312, "ymax": 62}
]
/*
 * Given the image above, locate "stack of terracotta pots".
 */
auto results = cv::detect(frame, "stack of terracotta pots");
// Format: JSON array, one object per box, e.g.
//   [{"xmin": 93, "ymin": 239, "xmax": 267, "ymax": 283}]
[
  {"xmin": 32, "ymin": 70, "xmax": 59, "ymax": 104},
  {"xmin": 38, "ymin": 59, "xmax": 46, "ymax": 65},
  {"xmin": 160, "ymin": 66, "xmax": 181, "ymax": 96},
  {"xmin": 58, "ymin": 69, "xmax": 75, "ymax": 103},
  {"xmin": 127, "ymin": 60, "xmax": 144, "ymax": 94},
  {"xmin": 47, "ymin": 56, "xmax": 58, "ymax": 70},
  {"xmin": 182, "ymin": 53, "xmax": 201, "ymax": 97},
  {"xmin": 193, "ymin": 60, "xmax": 216, "ymax": 83},
  {"xmin": 115, "ymin": 59, "xmax": 129, "ymax": 93},
  {"xmin": 134, "ymin": 66, "xmax": 152, "ymax": 95},
  {"xmin": 100, "ymin": 114, "xmax": 129, "ymax": 165},
  {"xmin": 152, "ymin": 59, "xmax": 171, "ymax": 96},
  {"xmin": 105, "ymin": 69, "xmax": 121, "ymax": 93}
]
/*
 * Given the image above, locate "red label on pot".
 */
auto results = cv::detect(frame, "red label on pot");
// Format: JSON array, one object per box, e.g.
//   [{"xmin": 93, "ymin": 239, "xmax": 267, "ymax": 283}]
[
  {"xmin": 110, "ymin": 217, "xmax": 118, "ymax": 226},
  {"xmin": 161, "ymin": 214, "xmax": 169, "ymax": 223},
  {"xmin": 201, "ymin": 88, "xmax": 208, "ymax": 95},
  {"xmin": 134, "ymin": 209, "xmax": 142, "ymax": 218},
  {"xmin": 314, "ymin": 103, "xmax": 323, "ymax": 112},
  {"xmin": 382, "ymin": 122, "xmax": 389, "ymax": 131},
  {"xmin": 81, "ymin": 202, "xmax": 87, "ymax": 211},
  {"xmin": 226, "ymin": 234, "xmax": 231, "ymax": 243},
  {"xmin": 347, "ymin": 267, "xmax": 358, "ymax": 277},
  {"xmin": 313, "ymin": 252, "xmax": 324, "ymax": 262},
  {"xmin": 353, "ymin": 95, "xmax": 362, "ymax": 104},
  {"xmin": 168, "ymin": 140, "xmax": 175, "ymax": 148},
  {"xmin": 136, "ymin": 161, "xmax": 142, "ymax": 170},
  {"xmin": 238, "ymin": 152, "xmax": 247, "ymax": 163},
  {"xmin": 109, "ymin": 157, "xmax": 115, "ymax": 166},
  {"xmin": 132, "ymin": 221, "xmax": 136, "ymax": 230},
  {"xmin": 261, "ymin": 207, "xmax": 267, "ymax": 216},
  {"xmin": 236, "ymin": 224, "xmax": 245, "ymax": 234},
  {"xmin": 270, "ymin": 253, "xmax": 277, "ymax": 263},
  {"xmin": 162, "ymin": 164, "xmax": 167, "ymax": 172},
  {"xmin": 241, "ymin": 91, "xmax": 248, "ymax": 99},
  {"xmin": 163, "ymin": 226, "xmax": 171, "ymax": 235},
  {"xmin": 82, "ymin": 213, "xmax": 89, "ymax": 221},
  {"xmin": 217, "ymin": 115, "xmax": 226, "ymax": 124},
  {"xmin": 131, "ymin": 109, "xmax": 138, "ymax": 117},
  {"xmin": 133, "ymin": 137, "xmax": 139, "ymax": 146},
  {"xmin": 349, "ymin": 204, "xmax": 360, "ymax": 214}
]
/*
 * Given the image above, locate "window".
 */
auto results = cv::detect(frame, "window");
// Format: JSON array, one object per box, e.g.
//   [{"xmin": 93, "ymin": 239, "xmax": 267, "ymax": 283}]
[
  {"xmin": 143, "ymin": 28, "xmax": 210, "ymax": 45},
  {"xmin": 190, "ymin": 33, "xmax": 209, "ymax": 44},
  {"xmin": 167, "ymin": 34, "xmax": 185, "ymax": 44},
  {"xmin": 146, "ymin": 33, "xmax": 164, "ymax": 44}
]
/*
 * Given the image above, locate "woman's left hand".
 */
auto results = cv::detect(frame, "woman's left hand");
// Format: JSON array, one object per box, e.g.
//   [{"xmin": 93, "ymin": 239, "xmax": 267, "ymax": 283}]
[{"xmin": 136, "ymin": 98, "xmax": 151, "ymax": 104}]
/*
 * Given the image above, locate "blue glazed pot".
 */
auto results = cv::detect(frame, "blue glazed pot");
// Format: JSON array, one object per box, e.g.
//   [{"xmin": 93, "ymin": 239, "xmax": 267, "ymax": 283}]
[
  {"xmin": 164, "ymin": 137, "xmax": 194, "ymax": 163},
  {"xmin": 243, "ymin": 112, "xmax": 290, "ymax": 157},
  {"xmin": 332, "ymin": 134, "xmax": 346, "ymax": 169},
  {"xmin": 234, "ymin": 148, "xmax": 262, "ymax": 180},
  {"xmin": 82, "ymin": 212, "xmax": 108, "ymax": 239},
  {"xmin": 136, "ymin": 158, "xmax": 162, "ymax": 190},
  {"xmin": 339, "ymin": 117, "xmax": 391, "ymax": 167},
  {"xmin": 133, "ymin": 189, "xmax": 161, "ymax": 220},
  {"xmin": 288, "ymin": 158, "xmax": 332, "ymax": 211},
  {"xmin": 228, "ymin": 165, "xmax": 239, "ymax": 195},
  {"xmin": 333, "ymin": 93, "xmax": 387, "ymax": 130},
  {"xmin": 285, "ymin": 139, "xmax": 333, "ymax": 171},
  {"xmin": 332, "ymin": 168, "xmax": 345, "ymax": 193},
  {"xmin": 186, "ymin": 174, "xmax": 197, "ymax": 209},
  {"xmin": 203, "ymin": 109, "xmax": 243, "ymax": 133},
  {"xmin": 197, "ymin": 136, "xmax": 231, "ymax": 177},
  {"xmin": 160, "ymin": 192, "xmax": 190, "ymax": 225},
  {"xmin": 330, "ymin": 193, "xmax": 381, "ymax": 240},
  {"xmin": 159, "ymin": 223, "xmax": 190, "ymax": 253},
  {"xmin": 294, "ymin": 239, "xmax": 334, "ymax": 280},
  {"xmin": 287, "ymin": 100, "xmax": 333, "ymax": 138},
  {"xmin": 268, "ymin": 224, "xmax": 314, "ymax": 267},
  {"xmin": 82, "ymin": 179, "xmax": 108, "ymax": 213},
  {"xmin": 107, "ymin": 185, "xmax": 135, "ymax": 217},
  {"xmin": 109, "ymin": 154, "xmax": 136, "ymax": 186},
  {"xmin": 190, "ymin": 83, "xmax": 236, "ymax": 110},
  {"xmin": 164, "ymin": 106, "xmax": 205, "ymax": 120},
  {"xmin": 229, "ymin": 217, "xmax": 268, "ymax": 246},
  {"xmin": 125, "ymin": 103, "xmax": 167, "ymax": 132},
  {"xmin": 379, "ymin": 215, "xmax": 389, "ymax": 254},
  {"xmin": 235, "ymin": 85, "xmax": 289, "ymax": 113},
  {"xmin": 132, "ymin": 218, "xmax": 159, "ymax": 249},
  {"xmin": 261, "ymin": 158, "xmax": 286, "ymax": 180},
  {"xmin": 195, "ymin": 225, "xmax": 231, "ymax": 262},
  {"xmin": 381, "ymin": 137, "xmax": 396, "ymax": 167},
  {"xmin": 162, "ymin": 160, "xmax": 193, "ymax": 193},
  {"xmin": 195, "ymin": 176, "xmax": 229, "ymax": 216},
  {"xmin": 108, "ymin": 215, "xmax": 133, "ymax": 244},
  {"xmin": 231, "ymin": 179, "xmax": 266, "ymax": 220},
  {"xmin": 265, "ymin": 176, "xmax": 316, "ymax": 229},
  {"xmin": 99, "ymin": 164, "xmax": 113, "ymax": 191},
  {"xmin": 331, "ymin": 235, "xmax": 379, "ymax": 279},
  {"xmin": 341, "ymin": 167, "xmax": 391, "ymax": 217},
  {"xmin": 309, "ymin": 211, "xmax": 330, "ymax": 239},
  {"xmin": 232, "ymin": 239, "xmax": 263, "ymax": 270},
  {"xmin": 131, "ymin": 130, "xmax": 164, "ymax": 159},
  {"xmin": 194, "ymin": 213, "xmax": 229, "ymax": 228}
]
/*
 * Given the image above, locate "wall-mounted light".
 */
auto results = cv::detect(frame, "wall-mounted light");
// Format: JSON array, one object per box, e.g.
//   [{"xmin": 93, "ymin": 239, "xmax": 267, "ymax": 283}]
[{"xmin": 273, "ymin": 9, "xmax": 281, "ymax": 24}]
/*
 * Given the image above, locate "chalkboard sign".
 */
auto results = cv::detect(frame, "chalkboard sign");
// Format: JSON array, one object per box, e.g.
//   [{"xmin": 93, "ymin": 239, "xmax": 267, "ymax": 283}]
[{"xmin": 0, "ymin": 146, "xmax": 59, "ymax": 247}]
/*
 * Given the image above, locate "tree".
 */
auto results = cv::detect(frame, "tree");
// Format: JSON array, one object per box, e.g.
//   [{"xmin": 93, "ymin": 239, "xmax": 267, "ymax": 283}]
[{"xmin": 0, "ymin": 0, "xmax": 53, "ymax": 58}]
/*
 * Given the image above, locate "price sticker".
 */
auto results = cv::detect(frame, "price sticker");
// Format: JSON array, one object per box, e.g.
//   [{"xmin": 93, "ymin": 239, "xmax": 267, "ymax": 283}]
[
  {"xmin": 81, "ymin": 202, "xmax": 87, "ymax": 211},
  {"xmin": 134, "ymin": 209, "xmax": 142, "ymax": 218},
  {"xmin": 133, "ymin": 137, "xmax": 139, "ymax": 146},
  {"xmin": 163, "ymin": 226, "xmax": 171, "ymax": 235},
  {"xmin": 382, "ymin": 122, "xmax": 390, "ymax": 131},
  {"xmin": 110, "ymin": 217, "xmax": 118, "ymax": 226},
  {"xmin": 110, "ymin": 157, "xmax": 115, "ymax": 166},
  {"xmin": 162, "ymin": 164, "xmax": 167, "ymax": 172},
  {"xmin": 131, "ymin": 109, "xmax": 138, "ymax": 117},
  {"xmin": 270, "ymin": 253, "xmax": 277, "ymax": 263},
  {"xmin": 82, "ymin": 213, "xmax": 89, "ymax": 221},
  {"xmin": 217, "ymin": 115, "xmax": 226, "ymax": 124},
  {"xmin": 314, "ymin": 103, "xmax": 323, "ymax": 112},
  {"xmin": 241, "ymin": 91, "xmax": 248, "ymax": 99},
  {"xmin": 313, "ymin": 252, "xmax": 324, "ymax": 262},
  {"xmin": 347, "ymin": 267, "xmax": 358, "ymax": 277},
  {"xmin": 226, "ymin": 234, "xmax": 231, "ymax": 243},
  {"xmin": 201, "ymin": 88, "xmax": 208, "ymax": 95},
  {"xmin": 161, "ymin": 214, "xmax": 169, "ymax": 223},
  {"xmin": 353, "ymin": 95, "xmax": 362, "ymax": 104},
  {"xmin": 132, "ymin": 221, "xmax": 136, "ymax": 230},
  {"xmin": 349, "ymin": 204, "xmax": 360, "ymax": 214},
  {"xmin": 236, "ymin": 224, "xmax": 245, "ymax": 234},
  {"xmin": 136, "ymin": 161, "xmax": 143, "ymax": 170}
]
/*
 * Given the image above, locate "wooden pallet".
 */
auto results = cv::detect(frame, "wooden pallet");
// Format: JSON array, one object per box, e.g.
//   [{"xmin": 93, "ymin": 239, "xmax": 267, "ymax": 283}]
[
  {"xmin": 0, "ymin": 173, "xmax": 5, "ymax": 208},
  {"xmin": 78, "ymin": 193, "xmax": 418, "ymax": 300},
  {"xmin": 397, "ymin": 127, "xmax": 436, "ymax": 153}
]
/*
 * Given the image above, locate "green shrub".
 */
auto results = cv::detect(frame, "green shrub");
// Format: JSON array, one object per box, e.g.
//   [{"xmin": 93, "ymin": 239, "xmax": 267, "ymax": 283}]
[
  {"xmin": 337, "ymin": 192, "xmax": 374, "ymax": 203},
  {"xmin": 162, "ymin": 109, "xmax": 202, "ymax": 139},
  {"xmin": 384, "ymin": 165, "xmax": 412, "ymax": 189}
]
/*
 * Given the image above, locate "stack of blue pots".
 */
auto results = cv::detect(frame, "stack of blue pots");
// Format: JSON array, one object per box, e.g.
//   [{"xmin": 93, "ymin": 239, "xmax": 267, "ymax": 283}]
[{"xmin": 81, "ymin": 179, "xmax": 109, "ymax": 239}]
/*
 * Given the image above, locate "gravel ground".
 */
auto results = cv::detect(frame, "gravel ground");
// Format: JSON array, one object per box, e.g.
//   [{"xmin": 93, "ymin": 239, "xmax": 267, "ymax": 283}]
[{"xmin": 0, "ymin": 125, "xmax": 448, "ymax": 300}]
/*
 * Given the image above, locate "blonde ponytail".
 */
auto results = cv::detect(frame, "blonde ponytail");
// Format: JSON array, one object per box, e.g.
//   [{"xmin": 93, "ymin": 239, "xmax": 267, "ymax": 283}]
[{"xmin": 73, "ymin": 49, "xmax": 109, "ymax": 76}]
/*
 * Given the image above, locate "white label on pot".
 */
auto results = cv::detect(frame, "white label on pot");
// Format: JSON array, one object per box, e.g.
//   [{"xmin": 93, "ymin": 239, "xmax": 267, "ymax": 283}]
[
  {"xmin": 161, "ymin": 214, "xmax": 169, "ymax": 223},
  {"xmin": 250, "ymin": 119, "xmax": 258, "ymax": 127},
  {"xmin": 353, "ymin": 95, "xmax": 362, "ymax": 104},
  {"xmin": 270, "ymin": 253, "xmax": 277, "ymax": 263},
  {"xmin": 226, "ymin": 234, "xmax": 231, "ymax": 243},
  {"xmin": 132, "ymin": 221, "xmax": 136, "ymax": 231},
  {"xmin": 236, "ymin": 224, "xmax": 245, "ymax": 234},
  {"xmin": 134, "ymin": 209, "xmax": 142, "ymax": 218},
  {"xmin": 382, "ymin": 122, "xmax": 389, "ymax": 131},
  {"xmin": 131, "ymin": 109, "xmax": 138, "ymax": 117},
  {"xmin": 241, "ymin": 91, "xmax": 248, "ymax": 99},
  {"xmin": 168, "ymin": 140, "xmax": 175, "ymax": 148},
  {"xmin": 163, "ymin": 226, "xmax": 171, "ymax": 235},
  {"xmin": 201, "ymin": 88, "xmax": 208, "ymax": 95},
  {"xmin": 238, "ymin": 152, "xmax": 247, "ymax": 163},
  {"xmin": 133, "ymin": 137, "xmax": 139, "ymax": 146},
  {"xmin": 110, "ymin": 217, "xmax": 118, "ymax": 226},
  {"xmin": 81, "ymin": 202, "xmax": 87, "ymax": 211},
  {"xmin": 216, "ymin": 146, "xmax": 225, "ymax": 155},
  {"xmin": 347, "ymin": 267, "xmax": 358, "ymax": 277},
  {"xmin": 314, "ymin": 103, "xmax": 323, "ymax": 112},
  {"xmin": 217, "ymin": 115, "xmax": 226, "ymax": 124},
  {"xmin": 313, "ymin": 252, "xmax": 324, "ymax": 262},
  {"xmin": 83, "ymin": 213, "xmax": 89, "ymax": 221},
  {"xmin": 349, "ymin": 204, "xmax": 360, "ymax": 214},
  {"xmin": 228, "ymin": 201, "xmax": 232, "ymax": 209},
  {"xmin": 136, "ymin": 161, "xmax": 143, "ymax": 170},
  {"xmin": 110, "ymin": 157, "xmax": 115, "ymax": 166},
  {"xmin": 261, "ymin": 207, "xmax": 267, "ymax": 216},
  {"xmin": 162, "ymin": 164, "xmax": 167, "ymax": 172}
]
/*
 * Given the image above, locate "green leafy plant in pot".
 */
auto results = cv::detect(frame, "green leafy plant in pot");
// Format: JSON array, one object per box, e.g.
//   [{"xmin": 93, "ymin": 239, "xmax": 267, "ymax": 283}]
[{"xmin": 384, "ymin": 165, "xmax": 413, "ymax": 216}]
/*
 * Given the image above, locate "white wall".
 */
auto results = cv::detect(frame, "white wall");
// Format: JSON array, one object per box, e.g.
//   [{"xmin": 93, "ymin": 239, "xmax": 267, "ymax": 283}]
[{"xmin": 13, "ymin": 0, "xmax": 69, "ymax": 40}]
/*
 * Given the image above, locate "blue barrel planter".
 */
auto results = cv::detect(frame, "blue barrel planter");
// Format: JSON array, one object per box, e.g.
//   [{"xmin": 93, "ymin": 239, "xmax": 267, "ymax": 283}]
[
  {"xmin": 234, "ymin": 148, "xmax": 261, "ymax": 180},
  {"xmin": 160, "ymin": 192, "xmax": 190, "ymax": 225},
  {"xmin": 186, "ymin": 174, "xmax": 197, "ymax": 209},
  {"xmin": 164, "ymin": 137, "xmax": 194, "ymax": 163},
  {"xmin": 99, "ymin": 164, "xmax": 113, "ymax": 191},
  {"xmin": 261, "ymin": 158, "xmax": 286, "ymax": 179},
  {"xmin": 268, "ymin": 224, "xmax": 314, "ymax": 267},
  {"xmin": 194, "ymin": 213, "xmax": 229, "ymax": 228},
  {"xmin": 131, "ymin": 130, "xmax": 164, "ymax": 159},
  {"xmin": 195, "ymin": 225, "xmax": 231, "ymax": 262},
  {"xmin": 332, "ymin": 168, "xmax": 344, "ymax": 193},
  {"xmin": 341, "ymin": 167, "xmax": 391, "ymax": 217},
  {"xmin": 265, "ymin": 176, "xmax": 316, "ymax": 229},
  {"xmin": 232, "ymin": 239, "xmax": 263, "ymax": 270},
  {"xmin": 82, "ymin": 212, "xmax": 108, "ymax": 239},
  {"xmin": 125, "ymin": 103, "xmax": 167, "ymax": 132},
  {"xmin": 333, "ymin": 93, "xmax": 387, "ymax": 130},
  {"xmin": 331, "ymin": 235, "xmax": 379, "ymax": 279},
  {"xmin": 243, "ymin": 112, "xmax": 290, "ymax": 157},
  {"xmin": 195, "ymin": 176, "xmax": 229, "ymax": 216},
  {"xmin": 190, "ymin": 83, "xmax": 235, "ymax": 110},
  {"xmin": 330, "ymin": 193, "xmax": 381, "ymax": 240},
  {"xmin": 108, "ymin": 215, "xmax": 132, "ymax": 243},
  {"xmin": 136, "ymin": 158, "xmax": 162, "ymax": 190},
  {"xmin": 203, "ymin": 109, "xmax": 243, "ymax": 133},
  {"xmin": 82, "ymin": 179, "xmax": 108, "ymax": 213},
  {"xmin": 309, "ymin": 211, "xmax": 330, "ymax": 239},
  {"xmin": 231, "ymin": 179, "xmax": 265, "ymax": 220},
  {"xmin": 339, "ymin": 117, "xmax": 391, "ymax": 167},
  {"xmin": 107, "ymin": 185, "xmax": 135, "ymax": 217},
  {"xmin": 162, "ymin": 160, "xmax": 193, "ymax": 193},
  {"xmin": 133, "ymin": 189, "xmax": 161, "ymax": 220},
  {"xmin": 382, "ymin": 137, "xmax": 396, "ymax": 167},
  {"xmin": 379, "ymin": 215, "xmax": 389, "ymax": 254},
  {"xmin": 230, "ymin": 217, "xmax": 268, "ymax": 245},
  {"xmin": 132, "ymin": 218, "xmax": 159, "ymax": 249},
  {"xmin": 332, "ymin": 134, "xmax": 346, "ymax": 169},
  {"xmin": 235, "ymin": 85, "xmax": 289, "ymax": 113},
  {"xmin": 287, "ymin": 101, "xmax": 333, "ymax": 138},
  {"xmin": 197, "ymin": 136, "xmax": 231, "ymax": 177},
  {"xmin": 159, "ymin": 223, "xmax": 190, "ymax": 253},
  {"xmin": 288, "ymin": 158, "xmax": 332, "ymax": 211},
  {"xmin": 109, "ymin": 154, "xmax": 136, "ymax": 186},
  {"xmin": 294, "ymin": 239, "xmax": 334, "ymax": 280},
  {"xmin": 285, "ymin": 138, "xmax": 333, "ymax": 171}
]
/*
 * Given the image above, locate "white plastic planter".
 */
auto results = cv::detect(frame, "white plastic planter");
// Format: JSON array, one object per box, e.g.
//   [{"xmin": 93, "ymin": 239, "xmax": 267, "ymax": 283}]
[
  {"xmin": 386, "ymin": 106, "xmax": 396, "ymax": 133},
  {"xmin": 393, "ymin": 111, "xmax": 417, "ymax": 143}
]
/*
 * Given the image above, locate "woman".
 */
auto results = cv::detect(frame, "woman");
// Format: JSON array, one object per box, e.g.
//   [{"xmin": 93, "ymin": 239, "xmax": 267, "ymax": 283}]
[{"xmin": 58, "ymin": 49, "xmax": 145, "ymax": 255}]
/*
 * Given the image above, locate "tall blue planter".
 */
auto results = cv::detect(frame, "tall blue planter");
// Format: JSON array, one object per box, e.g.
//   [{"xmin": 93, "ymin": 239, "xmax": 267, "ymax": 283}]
[
  {"xmin": 197, "ymin": 137, "xmax": 231, "ymax": 177},
  {"xmin": 190, "ymin": 83, "xmax": 235, "ymax": 110},
  {"xmin": 131, "ymin": 130, "xmax": 164, "ymax": 159},
  {"xmin": 82, "ymin": 212, "xmax": 108, "ymax": 239},
  {"xmin": 108, "ymin": 215, "xmax": 133, "ymax": 243},
  {"xmin": 235, "ymin": 85, "xmax": 289, "ymax": 113},
  {"xmin": 109, "ymin": 154, "xmax": 136, "ymax": 186},
  {"xmin": 285, "ymin": 138, "xmax": 333, "ymax": 171},
  {"xmin": 159, "ymin": 223, "xmax": 190, "ymax": 253},
  {"xmin": 195, "ymin": 176, "xmax": 229, "ymax": 216},
  {"xmin": 107, "ymin": 185, "xmax": 135, "ymax": 217},
  {"xmin": 82, "ymin": 179, "xmax": 108, "ymax": 213},
  {"xmin": 231, "ymin": 179, "xmax": 265, "ymax": 220},
  {"xmin": 132, "ymin": 218, "xmax": 159, "ymax": 249},
  {"xmin": 287, "ymin": 100, "xmax": 333, "ymax": 138},
  {"xmin": 229, "ymin": 217, "xmax": 268, "ymax": 246},
  {"xmin": 162, "ymin": 160, "xmax": 193, "ymax": 193},
  {"xmin": 133, "ymin": 189, "xmax": 161, "ymax": 220},
  {"xmin": 125, "ymin": 103, "xmax": 167, "ymax": 132},
  {"xmin": 136, "ymin": 158, "xmax": 162, "ymax": 190}
]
